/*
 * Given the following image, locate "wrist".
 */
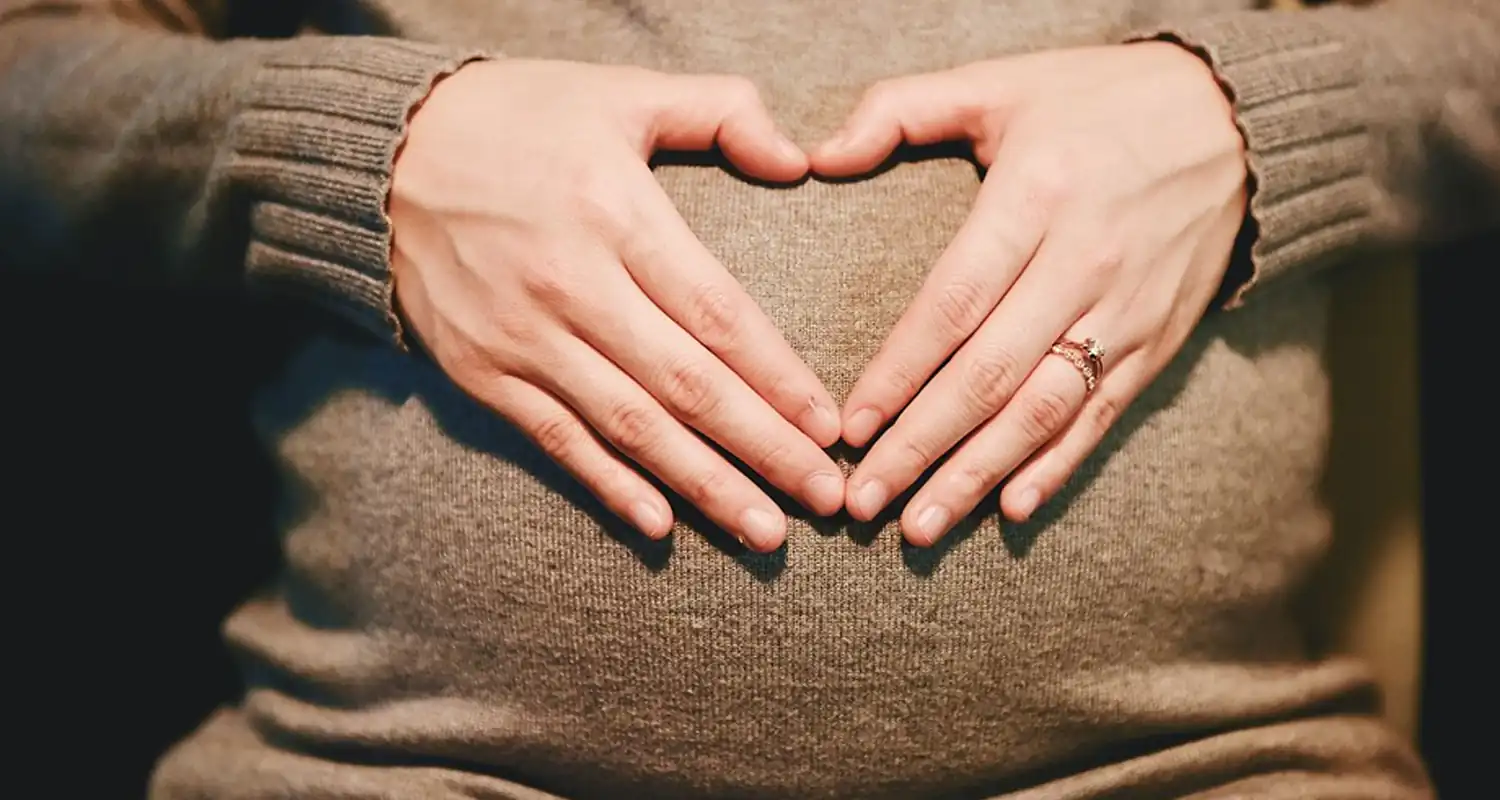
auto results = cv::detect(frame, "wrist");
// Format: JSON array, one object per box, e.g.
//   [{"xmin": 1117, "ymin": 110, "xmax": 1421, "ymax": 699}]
[
  {"xmin": 1128, "ymin": 39, "xmax": 1254, "ymax": 309},
  {"xmin": 387, "ymin": 58, "xmax": 493, "ymax": 350}
]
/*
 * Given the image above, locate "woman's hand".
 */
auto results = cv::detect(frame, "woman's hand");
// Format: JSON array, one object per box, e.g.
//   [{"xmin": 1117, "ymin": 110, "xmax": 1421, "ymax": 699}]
[
  {"xmin": 392, "ymin": 60, "xmax": 844, "ymax": 552},
  {"xmin": 810, "ymin": 43, "xmax": 1248, "ymax": 545}
]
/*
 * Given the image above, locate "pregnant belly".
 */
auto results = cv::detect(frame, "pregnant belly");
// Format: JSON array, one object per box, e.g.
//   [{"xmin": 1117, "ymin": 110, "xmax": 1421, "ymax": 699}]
[{"xmin": 233, "ymin": 163, "xmax": 1354, "ymax": 798}]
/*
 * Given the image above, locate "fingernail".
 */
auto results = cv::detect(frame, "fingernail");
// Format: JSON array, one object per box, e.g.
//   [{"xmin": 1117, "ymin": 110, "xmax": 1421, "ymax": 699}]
[
  {"xmin": 630, "ymin": 500, "xmax": 666, "ymax": 537},
  {"xmin": 914, "ymin": 504, "xmax": 951, "ymax": 542},
  {"xmin": 739, "ymin": 507, "xmax": 785, "ymax": 549},
  {"xmin": 852, "ymin": 479, "xmax": 889, "ymax": 519},
  {"xmin": 845, "ymin": 408, "xmax": 883, "ymax": 446},
  {"xmin": 802, "ymin": 401, "xmax": 841, "ymax": 446},
  {"xmin": 1013, "ymin": 488, "xmax": 1041, "ymax": 521},
  {"xmin": 803, "ymin": 471, "xmax": 845, "ymax": 515},
  {"xmin": 778, "ymin": 135, "xmax": 806, "ymax": 162}
]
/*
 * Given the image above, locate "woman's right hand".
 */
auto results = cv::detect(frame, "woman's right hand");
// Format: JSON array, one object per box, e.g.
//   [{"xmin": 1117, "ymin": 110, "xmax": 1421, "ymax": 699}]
[{"xmin": 390, "ymin": 60, "xmax": 843, "ymax": 552}]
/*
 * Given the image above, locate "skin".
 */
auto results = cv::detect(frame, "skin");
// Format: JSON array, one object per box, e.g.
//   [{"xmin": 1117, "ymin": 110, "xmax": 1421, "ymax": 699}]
[
  {"xmin": 391, "ymin": 60, "xmax": 844, "ymax": 553},
  {"xmin": 811, "ymin": 42, "xmax": 1249, "ymax": 546},
  {"xmin": 392, "ymin": 44, "xmax": 1248, "ymax": 552}
]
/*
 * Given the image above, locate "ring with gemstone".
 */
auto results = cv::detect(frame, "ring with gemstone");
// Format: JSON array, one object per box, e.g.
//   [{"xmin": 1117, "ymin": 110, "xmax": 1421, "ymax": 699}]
[{"xmin": 1049, "ymin": 336, "xmax": 1106, "ymax": 393}]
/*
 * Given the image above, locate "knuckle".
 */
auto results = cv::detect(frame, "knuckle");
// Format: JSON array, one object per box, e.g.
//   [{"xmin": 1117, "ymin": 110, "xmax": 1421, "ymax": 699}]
[
  {"xmin": 519, "ymin": 255, "xmax": 579, "ymax": 308},
  {"xmin": 619, "ymin": 223, "xmax": 663, "ymax": 269},
  {"xmin": 720, "ymin": 75, "xmax": 762, "ymax": 107},
  {"xmin": 492, "ymin": 310, "xmax": 544, "ymax": 350},
  {"xmin": 951, "ymin": 460, "xmax": 997, "ymax": 500},
  {"xmin": 860, "ymin": 80, "xmax": 903, "ymax": 115},
  {"xmin": 1085, "ymin": 240, "xmax": 1126, "ymax": 278},
  {"xmin": 879, "ymin": 360, "xmax": 925, "ymax": 401},
  {"xmin": 605, "ymin": 402, "xmax": 660, "ymax": 454},
  {"xmin": 896, "ymin": 437, "xmax": 938, "ymax": 473},
  {"xmin": 960, "ymin": 348, "xmax": 1023, "ymax": 412},
  {"xmin": 529, "ymin": 413, "xmax": 584, "ymax": 458},
  {"xmin": 1018, "ymin": 388, "xmax": 1076, "ymax": 443},
  {"xmin": 1018, "ymin": 144, "xmax": 1075, "ymax": 208},
  {"xmin": 932, "ymin": 278, "xmax": 992, "ymax": 338},
  {"xmin": 683, "ymin": 283, "xmax": 741, "ymax": 349},
  {"xmin": 1146, "ymin": 292, "xmax": 1184, "ymax": 329},
  {"xmin": 657, "ymin": 359, "xmax": 720, "ymax": 421},
  {"xmin": 755, "ymin": 368, "xmax": 796, "ymax": 410},
  {"xmin": 567, "ymin": 175, "xmax": 629, "ymax": 242},
  {"xmin": 1084, "ymin": 392, "xmax": 1124, "ymax": 437},
  {"xmin": 682, "ymin": 467, "xmax": 731, "ymax": 508},
  {"xmin": 748, "ymin": 438, "xmax": 796, "ymax": 482},
  {"xmin": 980, "ymin": 221, "xmax": 1034, "ymax": 268},
  {"xmin": 440, "ymin": 346, "xmax": 489, "ymax": 384}
]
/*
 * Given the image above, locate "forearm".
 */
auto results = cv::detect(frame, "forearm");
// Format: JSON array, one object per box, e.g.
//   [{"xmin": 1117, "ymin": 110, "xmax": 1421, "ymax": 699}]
[
  {"xmin": 0, "ymin": 3, "xmax": 484, "ymax": 340},
  {"xmin": 1134, "ymin": 0, "xmax": 1500, "ymax": 306}
]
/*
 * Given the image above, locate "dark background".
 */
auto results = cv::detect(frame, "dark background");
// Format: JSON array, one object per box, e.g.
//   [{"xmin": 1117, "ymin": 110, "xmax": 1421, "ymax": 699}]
[
  {"xmin": 4, "ymin": 234, "xmax": 1484, "ymax": 796},
  {"xmin": 1414, "ymin": 235, "xmax": 1481, "ymax": 798},
  {"xmin": 0, "ymin": 0, "xmax": 1480, "ymax": 792}
]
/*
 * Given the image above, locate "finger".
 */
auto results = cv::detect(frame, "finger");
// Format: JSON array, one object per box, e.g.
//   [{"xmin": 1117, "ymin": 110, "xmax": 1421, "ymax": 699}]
[
  {"xmin": 900, "ymin": 351, "xmax": 1090, "ymax": 546},
  {"xmin": 810, "ymin": 68, "xmax": 1012, "ymax": 176},
  {"xmin": 537, "ymin": 337, "xmax": 789, "ymax": 552},
  {"xmin": 573, "ymin": 270, "xmax": 845, "ymax": 516},
  {"xmin": 647, "ymin": 73, "xmax": 807, "ymax": 182},
  {"xmin": 1000, "ymin": 357, "xmax": 1147, "ymax": 523},
  {"xmin": 845, "ymin": 234, "xmax": 1091, "ymax": 521},
  {"xmin": 841, "ymin": 168, "xmax": 1048, "ymax": 447},
  {"xmin": 488, "ymin": 375, "xmax": 674, "ymax": 538},
  {"xmin": 618, "ymin": 170, "xmax": 842, "ymax": 447}
]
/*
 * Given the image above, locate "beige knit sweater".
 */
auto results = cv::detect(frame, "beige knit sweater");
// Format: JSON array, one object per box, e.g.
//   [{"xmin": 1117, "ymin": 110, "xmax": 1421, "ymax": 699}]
[{"xmin": 3, "ymin": 1, "xmax": 1496, "ymax": 797}]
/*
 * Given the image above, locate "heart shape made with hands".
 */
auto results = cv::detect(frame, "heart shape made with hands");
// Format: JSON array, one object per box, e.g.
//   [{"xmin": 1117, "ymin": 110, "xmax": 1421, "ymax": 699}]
[{"xmin": 392, "ymin": 47, "xmax": 1246, "ymax": 552}]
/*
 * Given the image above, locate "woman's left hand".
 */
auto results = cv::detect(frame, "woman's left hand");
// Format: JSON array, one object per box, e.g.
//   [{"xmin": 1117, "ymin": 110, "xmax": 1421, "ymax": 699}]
[{"xmin": 809, "ymin": 43, "xmax": 1249, "ymax": 546}]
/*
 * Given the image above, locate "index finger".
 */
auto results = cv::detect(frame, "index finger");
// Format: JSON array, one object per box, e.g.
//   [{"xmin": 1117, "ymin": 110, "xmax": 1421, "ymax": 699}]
[
  {"xmin": 845, "ymin": 232, "xmax": 1088, "ymax": 522},
  {"xmin": 618, "ymin": 167, "xmax": 842, "ymax": 447},
  {"xmin": 840, "ymin": 166, "xmax": 1048, "ymax": 447}
]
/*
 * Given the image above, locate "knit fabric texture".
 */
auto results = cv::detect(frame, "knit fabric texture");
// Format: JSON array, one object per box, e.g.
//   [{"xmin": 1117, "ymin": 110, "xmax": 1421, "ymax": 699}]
[{"xmin": 3, "ymin": 0, "xmax": 1496, "ymax": 797}]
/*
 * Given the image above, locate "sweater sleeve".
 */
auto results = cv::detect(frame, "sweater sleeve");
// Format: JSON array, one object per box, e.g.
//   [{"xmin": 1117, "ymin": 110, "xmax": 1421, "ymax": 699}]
[
  {"xmin": 0, "ymin": 1, "xmax": 487, "ymax": 343},
  {"xmin": 1129, "ymin": 0, "xmax": 1500, "ymax": 308}
]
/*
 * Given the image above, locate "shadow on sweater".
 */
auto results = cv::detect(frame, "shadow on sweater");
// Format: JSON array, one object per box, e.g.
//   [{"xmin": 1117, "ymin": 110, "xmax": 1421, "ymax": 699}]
[
  {"xmin": 255, "ymin": 282, "xmax": 1316, "ymax": 593},
  {"xmin": 250, "ymin": 134, "xmax": 1330, "ymax": 585}
]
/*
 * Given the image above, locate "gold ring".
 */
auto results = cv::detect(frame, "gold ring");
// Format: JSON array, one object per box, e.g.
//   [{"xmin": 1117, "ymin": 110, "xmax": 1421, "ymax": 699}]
[{"xmin": 1049, "ymin": 336, "xmax": 1106, "ymax": 393}]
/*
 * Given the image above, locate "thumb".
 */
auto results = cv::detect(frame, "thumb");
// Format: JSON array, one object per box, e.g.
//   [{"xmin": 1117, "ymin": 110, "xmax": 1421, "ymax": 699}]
[
  {"xmin": 810, "ymin": 68, "xmax": 1011, "ymax": 177},
  {"xmin": 645, "ymin": 73, "xmax": 808, "ymax": 182}
]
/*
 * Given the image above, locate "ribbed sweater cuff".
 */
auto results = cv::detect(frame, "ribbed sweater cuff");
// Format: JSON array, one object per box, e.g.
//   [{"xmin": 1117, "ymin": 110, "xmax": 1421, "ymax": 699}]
[
  {"xmin": 1128, "ymin": 13, "xmax": 1380, "ymax": 309},
  {"xmin": 230, "ymin": 38, "xmax": 489, "ymax": 345}
]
